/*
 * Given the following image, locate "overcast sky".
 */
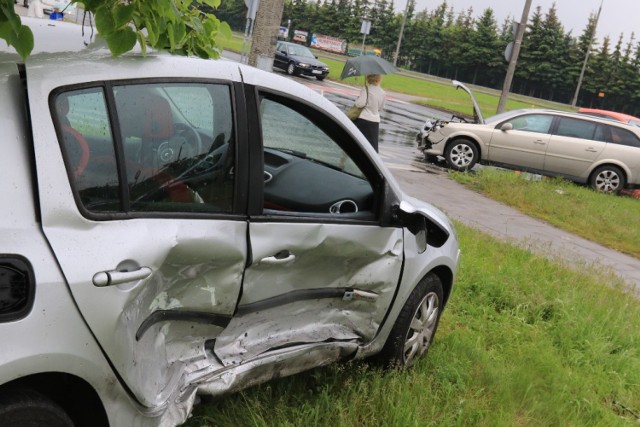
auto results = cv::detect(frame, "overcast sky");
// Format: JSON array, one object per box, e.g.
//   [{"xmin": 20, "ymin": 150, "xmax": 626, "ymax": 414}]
[{"xmin": 410, "ymin": 0, "xmax": 638, "ymax": 45}]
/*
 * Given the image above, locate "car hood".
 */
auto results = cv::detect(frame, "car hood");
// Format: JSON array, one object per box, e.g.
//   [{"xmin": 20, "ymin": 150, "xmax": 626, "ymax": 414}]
[
  {"xmin": 452, "ymin": 80, "xmax": 484, "ymax": 124},
  {"xmin": 290, "ymin": 55, "xmax": 327, "ymax": 67}
]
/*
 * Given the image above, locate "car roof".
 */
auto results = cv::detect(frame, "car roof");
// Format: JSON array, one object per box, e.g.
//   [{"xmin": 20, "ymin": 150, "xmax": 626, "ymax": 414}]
[
  {"xmin": 486, "ymin": 108, "xmax": 640, "ymax": 134},
  {"xmin": 0, "ymin": 17, "xmax": 112, "ymax": 59},
  {"xmin": 577, "ymin": 107, "xmax": 640, "ymax": 124}
]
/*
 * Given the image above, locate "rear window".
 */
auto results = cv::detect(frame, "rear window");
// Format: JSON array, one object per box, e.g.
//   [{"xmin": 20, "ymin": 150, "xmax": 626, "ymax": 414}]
[{"xmin": 609, "ymin": 126, "xmax": 640, "ymax": 148}]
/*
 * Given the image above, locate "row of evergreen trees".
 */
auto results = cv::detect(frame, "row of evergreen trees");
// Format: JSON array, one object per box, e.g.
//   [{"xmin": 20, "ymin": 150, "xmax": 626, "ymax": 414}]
[{"xmin": 215, "ymin": 0, "xmax": 640, "ymax": 114}]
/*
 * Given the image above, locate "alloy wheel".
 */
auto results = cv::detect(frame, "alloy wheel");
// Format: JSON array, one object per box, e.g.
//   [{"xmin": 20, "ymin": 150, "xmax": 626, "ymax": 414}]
[{"xmin": 403, "ymin": 291, "xmax": 440, "ymax": 366}]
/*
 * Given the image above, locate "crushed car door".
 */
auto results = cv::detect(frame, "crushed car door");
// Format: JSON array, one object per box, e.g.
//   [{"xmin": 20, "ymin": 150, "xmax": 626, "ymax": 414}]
[
  {"xmin": 213, "ymin": 92, "xmax": 404, "ymax": 365},
  {"xmin": 29, "ymin": 76, "xmax": 247, "ymax": 408}
]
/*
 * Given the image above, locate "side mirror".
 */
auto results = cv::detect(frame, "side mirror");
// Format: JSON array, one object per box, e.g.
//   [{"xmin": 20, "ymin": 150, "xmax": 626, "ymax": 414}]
[
  {"xmin": 397, "ymin": 201, "xmax": 450, "ymax": 253},
  {"xmin": 500, "ymin": 122, "xmax": 513, "ymax": 131}
]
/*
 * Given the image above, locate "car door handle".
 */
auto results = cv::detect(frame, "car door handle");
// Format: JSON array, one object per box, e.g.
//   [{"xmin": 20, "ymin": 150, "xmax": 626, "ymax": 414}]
[
  {"xmin": 93, "ymin": 267, "xmax": 152, "ymax": 287},
  {"xmin": 260, "ymin": 250, "xmax": 296, "ymax": 265},
  {"xmin": 533, "ymin": 140, "xmax": 547, "ymax": 145},
  {"xmin": 585, "ymin": 147, "xmax": 599, "ymax": 152}
]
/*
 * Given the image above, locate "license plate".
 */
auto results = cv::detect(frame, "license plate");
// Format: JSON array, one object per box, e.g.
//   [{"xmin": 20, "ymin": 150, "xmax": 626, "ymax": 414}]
[{"xmin": 312, "ymin": 70, "xmax": 322, "ymax": 74}]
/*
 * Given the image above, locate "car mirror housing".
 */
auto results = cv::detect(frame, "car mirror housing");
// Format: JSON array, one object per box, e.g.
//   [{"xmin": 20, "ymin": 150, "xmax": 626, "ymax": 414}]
[
  {"xmin": 500, "ymin": 122, "xmax": 513, "ymax": 131},
  {"xmin": 397, "ymin": 201, "xmax": 451, "ymax": 253}
]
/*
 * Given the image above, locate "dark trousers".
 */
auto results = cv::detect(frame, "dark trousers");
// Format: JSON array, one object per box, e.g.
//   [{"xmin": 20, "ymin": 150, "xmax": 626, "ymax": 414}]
[{"xmin": 354, "ymin": 118, "xmax": 379, "ymax": 152}]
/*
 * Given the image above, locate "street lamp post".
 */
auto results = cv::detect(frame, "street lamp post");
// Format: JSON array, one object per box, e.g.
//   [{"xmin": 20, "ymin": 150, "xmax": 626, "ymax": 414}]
[
  {"xmin": 497, "ymin": 0, "xmax": 533, "ymax": 114},
  {"xmin": 571, "ymin": 1, "xmax": 603, "ymax": 107},
  {"xmin": 393, "ymin": 0, "xmax": 412, "ymax": 66}
]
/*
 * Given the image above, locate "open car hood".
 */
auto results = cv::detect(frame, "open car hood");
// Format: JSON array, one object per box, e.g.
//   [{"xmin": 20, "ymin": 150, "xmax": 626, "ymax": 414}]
[{"xmin": 452, "ymin": 80, "xmax": 484, "ymax": 124}]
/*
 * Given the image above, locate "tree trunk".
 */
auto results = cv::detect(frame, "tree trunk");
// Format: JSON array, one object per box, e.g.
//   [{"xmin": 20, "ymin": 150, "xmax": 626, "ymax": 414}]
[
  {"xmin": 249, "ymin": 0, "xmax": 285, "ymax": 68},
  {"xmin": 472, "ymin": 66, "xmax": 478, "ymax": 85}
]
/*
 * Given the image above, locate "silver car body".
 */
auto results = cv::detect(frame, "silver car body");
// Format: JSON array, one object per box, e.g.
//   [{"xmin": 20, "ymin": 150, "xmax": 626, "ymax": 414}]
[
  {"xmin": 418, "ymin": 81, "xmax": 640, "ymax": 190},
  {"xmin": 1, "ymin": 19, "xmax": 459, "ymax": 426}
]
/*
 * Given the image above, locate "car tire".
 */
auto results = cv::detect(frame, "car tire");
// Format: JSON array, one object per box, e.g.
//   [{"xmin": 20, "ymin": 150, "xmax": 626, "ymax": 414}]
[
  {"xmin": 590, "ymin": 165, "xmax": 626, "ymax": 193},
  {"xmin": 286, "ymin": 62, "xmax": 296, "ymax": 76},
  {"xmin": 444, "ymin": 139, "xmax": 478, "ymax": 171},
  {"xmin": 0, "ymin": 388, "xmax": 74, "ymax": 427},
  {"xmin": 377, "ymin": 273, "xmax": 444, "ymax": 369},
  {"xmin": 316, "ymin": 76, "xmax": 325, "ymax": 81}
]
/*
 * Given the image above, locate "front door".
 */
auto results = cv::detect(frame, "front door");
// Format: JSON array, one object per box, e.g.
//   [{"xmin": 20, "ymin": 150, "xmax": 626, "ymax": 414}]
[
  {"xmin": 30, "ymin": 77, "xmax": 247, "ymax": 407},
  {"xmin": 214, "ymin": 93, "xmax": 403, "ymax": 364},
  {"xmin": 487, "ymin": 113, "xmax": 554, "ymax": 170}
]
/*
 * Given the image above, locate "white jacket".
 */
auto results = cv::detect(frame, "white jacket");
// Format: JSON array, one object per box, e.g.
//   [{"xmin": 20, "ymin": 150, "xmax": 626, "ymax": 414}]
[{"xmin": 354, "ymin": 84, "xmax": 386, "ymax": 123}]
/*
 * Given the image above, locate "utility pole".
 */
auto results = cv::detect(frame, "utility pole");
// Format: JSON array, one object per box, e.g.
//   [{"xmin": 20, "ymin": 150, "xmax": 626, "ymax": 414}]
[
  {"xmin": 393, "ymin": 0, "xmax": 412, "ymax": 66},
  {"xmin": 571, "ymin": 1, "xmax": 603, "ymax": 107},
  {"xmin": 496, "ymin": 0, "xmax": 533, "ymax": 114},
  {"xmin": 248, "ymin": 0, "xmax": 285, "ymax": 69}
]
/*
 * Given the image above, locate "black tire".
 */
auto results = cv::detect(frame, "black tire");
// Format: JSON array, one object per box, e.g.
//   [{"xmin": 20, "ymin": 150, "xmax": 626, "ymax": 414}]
[
  {"xmin": 286, "ymin": 62, "xmax": 297, "ymax": 76},
  {"xmin": 0, "ymin": 388, "xmax": 74, "ymax": 427},
  {"xmin": 589, "ymin": 165, "xmax": 626, "ymax": 194},
  {"xmin": 444, "ymin": 138, "xmax": 478, "ymax": 171},
  {"xmin": 316, "ymin": 75, "xmax": 325, "ymax": 81},
  {"xmin": 377, "ymin": 274, "xmax": 444, "ymax": 368}
]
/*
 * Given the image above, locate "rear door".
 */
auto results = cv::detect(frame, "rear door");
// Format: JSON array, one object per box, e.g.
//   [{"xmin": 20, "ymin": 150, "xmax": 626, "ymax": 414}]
[
  {"xmin": 29, "ymin": 75, "xmax": 247, "ymax": 407},
  {"xmin": 544, "ymin": 116, "xmax": 606, "ymax": 177},
  {"xmin": 487, "ymin": 113, "xmax": 554, "ymax": 170},
  {"xmin": 213, "ymin": 90, "xmax": 404, "ymax": 365}
]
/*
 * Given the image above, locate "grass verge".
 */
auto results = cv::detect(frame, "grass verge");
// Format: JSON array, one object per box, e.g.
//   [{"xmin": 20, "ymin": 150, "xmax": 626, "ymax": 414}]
[
  {"xmin": 449, "ymin": 168, "xmax": 640, "ymax": 258},
  {"xmin": 185, "ymin": 223, "xmax": 640, "ymax": 426}
]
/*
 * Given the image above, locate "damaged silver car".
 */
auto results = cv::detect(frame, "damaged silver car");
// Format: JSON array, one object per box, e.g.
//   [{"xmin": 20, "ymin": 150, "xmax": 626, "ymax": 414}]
[{"xmin": 0, "ymin": 19, "xmax": 459, "ymax": 427}]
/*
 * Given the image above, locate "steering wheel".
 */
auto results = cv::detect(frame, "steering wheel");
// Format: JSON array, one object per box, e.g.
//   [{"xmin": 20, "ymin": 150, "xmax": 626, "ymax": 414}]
[
  {"xmin": 61, "ymin": 124, "xmax": 90, "ymax": 177},
  {"xmin": 173, "ymin": 123, "xmax": 203, "ymax": 155}
]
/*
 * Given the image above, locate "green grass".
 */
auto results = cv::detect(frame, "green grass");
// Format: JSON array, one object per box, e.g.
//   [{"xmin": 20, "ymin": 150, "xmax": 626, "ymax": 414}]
[
  {"xmin": 185, "ymin": 223, "xmax": 640, "ymax": 426},
  {"xmin": 450, "ymin": 168, "xmax": 640, "ymax": 258}
]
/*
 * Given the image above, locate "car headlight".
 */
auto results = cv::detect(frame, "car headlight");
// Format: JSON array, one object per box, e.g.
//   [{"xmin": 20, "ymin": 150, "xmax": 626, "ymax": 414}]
[{"xmin": 298, "ymin": 63, "xmax": 310, "ymax": 68}]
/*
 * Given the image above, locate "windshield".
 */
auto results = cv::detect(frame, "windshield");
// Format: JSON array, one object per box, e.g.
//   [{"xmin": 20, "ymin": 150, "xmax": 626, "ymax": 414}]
[
  {"xmin": 287, "ymin": 44, "xmax": 315, "ymax": 58},
  {"xmin": 484, "ymin": 109, "xmax": 530, "ymax": 124}
]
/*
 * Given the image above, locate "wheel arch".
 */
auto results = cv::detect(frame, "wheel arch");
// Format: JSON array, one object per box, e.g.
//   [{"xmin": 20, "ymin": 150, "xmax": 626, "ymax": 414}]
[
  {"xmin": 1, "ymin": 372, "xmax": 109, "ymax": 427},
  {"xmin": 426, "ymin": 265, "xmax": 454, "ymax": 307},
  {"xmin": 445, "ymin": 134, "xmax": 483, "ymax": 159},
  {"xmin": 587, "ymin": 161, "xmax": 630, "ymax": 185}
]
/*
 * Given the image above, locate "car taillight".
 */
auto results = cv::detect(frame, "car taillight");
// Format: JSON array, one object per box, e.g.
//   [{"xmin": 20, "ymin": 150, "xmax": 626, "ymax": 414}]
[{"xmin": 0, "ymin": 256, "xmax": 35, "ymax": 322}]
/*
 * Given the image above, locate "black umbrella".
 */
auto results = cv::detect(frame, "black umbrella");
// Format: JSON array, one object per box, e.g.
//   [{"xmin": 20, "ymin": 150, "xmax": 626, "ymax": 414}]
[{"xmin": 340, "ymin": 55, "xmax": 398, "ymax": 80}]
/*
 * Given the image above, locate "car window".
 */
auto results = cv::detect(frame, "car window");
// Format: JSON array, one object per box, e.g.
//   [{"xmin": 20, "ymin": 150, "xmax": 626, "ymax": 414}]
[
  {"xmin": 609, "ymin": 126, "xmax": 640, "ymax": 148},
  {"xmin": 54, "ymin": 82, "xmax": 235, "ymax": 215},
  {"xmin": 259, "ymin": 97, "xmax": 375, "ymax": 216},
  {"xmin": 287, "ymin": 44, "xmax": 314, "ymax": 58},
  {"xmin": 555, "ymin": 117, "xmax": 601, "ymax": 140},
  {"xmin": 507, "ymin": 114, "xmax": 553, "ymax": 134}
]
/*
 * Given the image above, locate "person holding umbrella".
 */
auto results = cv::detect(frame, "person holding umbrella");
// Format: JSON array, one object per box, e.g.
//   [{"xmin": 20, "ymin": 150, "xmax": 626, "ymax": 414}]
[
  {"xmin": 352, "ymin": 74, "xmax": 385, "ymax": 152},
  {"xmin": 341, "ymin": 55, "xmax": 397, "ymax": 152}
]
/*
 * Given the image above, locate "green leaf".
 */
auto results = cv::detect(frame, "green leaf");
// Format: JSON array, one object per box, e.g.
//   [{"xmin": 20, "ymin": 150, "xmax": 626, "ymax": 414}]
[
  {"xmin": 200, "ymin": 0, "xmax": 221, "ymax": 8},
  {"xmin": 113, "ymin": 4, "xmax": 134, "ymax": 28},
  {"xmin": 136, "ymin": 30, "xmax": 147, "ymax": 56},
  {"xmin": 105, "ymin": 27, "xmax": 137, "ymax": 57},
  {"xmin": 144, "ymin": 15, "xmax": 159, "ymax": 45},
  {"xmin": 95, "ymin": 6, "xmax": 116, "ymax": 35},
  {"xmin": 166, "ymin": 21, "xmax": 175, "ymax": 51},
  {"xmin": 8, "ymin": 24, "xmax": 33, "ymax": 60},
  {"xmin": 218, "ymin": 21, "xmax": 231, "ymax": 40}
]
